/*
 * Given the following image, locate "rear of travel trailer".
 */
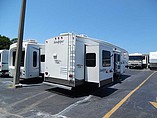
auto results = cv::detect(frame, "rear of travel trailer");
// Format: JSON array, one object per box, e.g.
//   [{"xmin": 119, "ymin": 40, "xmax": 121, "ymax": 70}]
[
  {"xmin": 149, "ymin": 52, "xmax": 157, "ymax": 70},
  {"xmin": 45, "ymin": 33, "xmax": 128, "ymax": 87},
  {"xmin": 9, "ymin": 40, "xmax": 45, "ymax": 79},
  {"xmin": 0, "ymin": 50, "xmax": 9, "ymax": 75}
]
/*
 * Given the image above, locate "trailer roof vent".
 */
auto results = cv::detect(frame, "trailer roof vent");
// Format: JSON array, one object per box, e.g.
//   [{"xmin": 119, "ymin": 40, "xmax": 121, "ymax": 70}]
[
  {"xmin": 77, "ymin": 34, "xmax": 88, "ymax": 38},
  {"xmin": 60, "ymin": 33, "xmax": 73, "ymax": 36}
]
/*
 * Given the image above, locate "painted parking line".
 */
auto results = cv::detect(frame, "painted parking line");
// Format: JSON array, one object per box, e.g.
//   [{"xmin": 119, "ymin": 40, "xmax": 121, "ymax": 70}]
[
  {"xmin": 17, "ymin": 94, "xmax": 56, "ymax": 115},
  {"xmin": 0, "ymin": 107, "xmax": 23, "ymax": 118},
  {"xmin": 149, "ymin": 97, "xmax": 157, "ymax": 109},
  {"xmin": 103, "ymin": 71, "xmax": 157, "ymax": 118},
  {"xmin": 9, "ymin": 91, "xmax": 47, "ymax": 107}
]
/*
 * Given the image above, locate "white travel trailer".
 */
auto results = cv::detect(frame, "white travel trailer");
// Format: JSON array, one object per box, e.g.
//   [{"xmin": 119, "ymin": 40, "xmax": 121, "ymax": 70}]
[
  {"xmin": 9, "ymin": 40, "xmax": 45, "ymax": 79},
  {"xmin": 45, "ymin": 33, "xmax": 128, "ymax": 87},
  {"xmin": 149, "ymin": 51, "xmax": 157, "ymax": 70},
  {"xmin": 0, "ymin": 50, "xmax": 9, "ymax": 75}
]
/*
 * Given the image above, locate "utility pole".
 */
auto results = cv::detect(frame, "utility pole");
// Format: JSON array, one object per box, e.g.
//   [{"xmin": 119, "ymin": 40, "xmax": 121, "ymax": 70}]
[{"xmin": 13, "ymin": 0, "xmax": 27, "ymax": 88}]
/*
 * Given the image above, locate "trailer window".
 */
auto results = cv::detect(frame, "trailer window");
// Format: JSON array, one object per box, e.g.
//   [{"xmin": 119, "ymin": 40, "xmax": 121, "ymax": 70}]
[
  {"xmin": 129, "ymin": 56, "xmax": 143, "ymax": 60},
  {"xmin": 118, "ymin": 54, "xmax": 120, "ymax": 61},
  {"xmin": 21, "ymin": 51, "xmax": 25, "ymax": 66},
  {"xmin": 102, "ymin": 50, "xmax": 111, "ymax": 67},
  {"xmin": 86, "ymin": 53, "xmax": 96, "ymax": 67},
  {"xmin": 40, "ymin": 55, "xmax": 45, "ymax": 62},
  {"xmin": 123, "ymin": 52, "xmax": 128, "ymax": 59},
  {"xmin": 33, "ymin": 51, "xmax": 37, "ymax": 67},
  {"xmin": 13, "ymin": 51, "xmax": 16, "ymax": 66},
  {"xmin": 13, "ymin": 51, "xmax": 25, "ymax": 67},
  {"xmin": 0, "ymin": 53, "xmax": 1, "ymax": 62}
]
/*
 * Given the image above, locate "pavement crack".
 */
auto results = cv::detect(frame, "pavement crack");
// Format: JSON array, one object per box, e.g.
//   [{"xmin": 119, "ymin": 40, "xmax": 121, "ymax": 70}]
[{"xmin": 53, "ymin": 95, "xmax": 92, "ymax": 117}]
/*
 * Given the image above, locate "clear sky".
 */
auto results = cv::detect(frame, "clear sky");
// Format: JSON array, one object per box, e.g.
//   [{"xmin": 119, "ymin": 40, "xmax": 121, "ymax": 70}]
[{"xmin": 0, "ymin": 0, "xmax": 157, "ymax": 54}]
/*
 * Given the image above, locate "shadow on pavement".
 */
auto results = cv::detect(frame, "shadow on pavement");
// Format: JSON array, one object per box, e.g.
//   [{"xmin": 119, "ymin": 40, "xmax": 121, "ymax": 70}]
[
  {"xmin": 20, "ymin": 77, "xmax": 44, "ymax": 84},
  {"xmin": 46, "ymin": 83, "xmax": 118, "ymax": 98},
  {"xmin": 121, "ymin": 74, "xmax": 131, "ymax": 81},
  {"xmin": 46, "ymin": 74, "xmax": 131, "ymax": 98},
  {"xmin": 46, "ymin": 83, "xmax": 97, "ymax": 98},
  {"xmin": 93, "ymin": 87, "xmax": 118, "ymax": 98}
]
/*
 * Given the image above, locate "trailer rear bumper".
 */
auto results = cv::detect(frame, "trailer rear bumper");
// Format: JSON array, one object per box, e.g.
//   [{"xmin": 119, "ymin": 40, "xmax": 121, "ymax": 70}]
[
  {"xmin": 45, "ymin": 77, "xmax": 84, "ymax": 87},
  {"xmin": 149, "ymin": 63, "xmax": 157, "ymax": 70}
]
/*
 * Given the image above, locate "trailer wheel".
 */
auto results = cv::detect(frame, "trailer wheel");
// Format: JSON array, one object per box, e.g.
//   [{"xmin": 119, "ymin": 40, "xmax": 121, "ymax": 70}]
[
  {"xmin": 41, "ymin": 74, "xmax": 44, "ymax": 82},
  {"xmin": 39, "ymin": 73, "xmax": 44, "ymax": 82}
]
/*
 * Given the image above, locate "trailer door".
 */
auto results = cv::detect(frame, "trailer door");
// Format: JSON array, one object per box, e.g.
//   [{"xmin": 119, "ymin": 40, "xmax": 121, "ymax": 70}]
[
  {"xmin": 74, "ymin": 42, "xmax": 85, "ymax": 83},
  {"xmin": 27, "ymin": 45, "xmax": 40, "ymax": 78},
  {"xmin": 114, "ymin": 53, "xmax": 121, "ymax": 73},
  {"xmin": 85, "ymin": 45, "xmax": 99, "ymax": 83},
  {"xmin": 113, "ymin": 52, "xmax": 121, "ymax": 81}
]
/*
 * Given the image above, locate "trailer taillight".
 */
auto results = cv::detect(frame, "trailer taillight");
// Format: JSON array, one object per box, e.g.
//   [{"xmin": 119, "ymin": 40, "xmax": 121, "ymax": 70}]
[
  {"xmin": 69, "ymin": 74, "xmax": 73, "ymax": 78},
  {"xmin": 45, "ymin": 72, "xmax": 48, "ymax": 75}
]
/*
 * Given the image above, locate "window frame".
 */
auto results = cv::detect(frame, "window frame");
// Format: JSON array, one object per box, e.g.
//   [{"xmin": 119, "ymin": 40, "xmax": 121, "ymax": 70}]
[
  {"xmin": 33, "ymin": 51, "xmax": 37, "ymax": 67},
  {"xmin": 86, "ymin": 53, "xmax": 96, "ymax": 67},
  {"xmin": 102, "ymin": 50, "xmax": 111, "ymax": 67},
  {"xmin": 0, "ymin": 53, "xmax": 1, "ymax": 62},
  {"xmin": 12, "ymin": 50, "xmax": 25, "ymax": 67},
  {"xmin": 40, "ymin": 54, "xmax": 45, "ymax": 62}
]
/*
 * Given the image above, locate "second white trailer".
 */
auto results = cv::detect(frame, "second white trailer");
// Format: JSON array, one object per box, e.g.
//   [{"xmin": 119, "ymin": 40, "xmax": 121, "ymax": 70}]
[
  {"xmin": 9, "ymin": 40, "xmax": 45, "ymax": 79},
  {"xmin": 149, "ymin": 51, "xmax": 157, "ymax": 70},
  {"xmin": 45, "ymin": 33, "xmax": 128, "ymax": 87},
  {"xmin": 0, "ymin": 50, "xmax": 9, "ymax": 75}
]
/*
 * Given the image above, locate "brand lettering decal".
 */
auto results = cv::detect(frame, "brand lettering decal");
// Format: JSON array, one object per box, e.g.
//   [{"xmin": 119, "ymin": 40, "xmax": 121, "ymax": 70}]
[{"xmin": 54, "ymin": 39, "xmax": 64, "ymax": 44}]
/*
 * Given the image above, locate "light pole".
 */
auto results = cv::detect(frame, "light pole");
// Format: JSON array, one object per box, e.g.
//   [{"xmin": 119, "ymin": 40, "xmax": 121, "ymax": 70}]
[{"xmin": 13, "ymin": 0, "xmax": 27, "ymax": 88}]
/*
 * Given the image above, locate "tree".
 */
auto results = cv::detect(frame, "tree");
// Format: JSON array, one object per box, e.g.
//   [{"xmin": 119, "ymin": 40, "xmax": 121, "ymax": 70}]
[{"xmin": 0, "ymin": 35, "xmax": 12, "ymax": 50}]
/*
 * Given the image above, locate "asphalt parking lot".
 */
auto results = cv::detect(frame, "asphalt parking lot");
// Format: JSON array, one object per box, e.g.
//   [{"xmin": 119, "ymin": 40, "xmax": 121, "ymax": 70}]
[{"xmin": 0, "ymin": 69, "xmax": 157, "ymax": 118}]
